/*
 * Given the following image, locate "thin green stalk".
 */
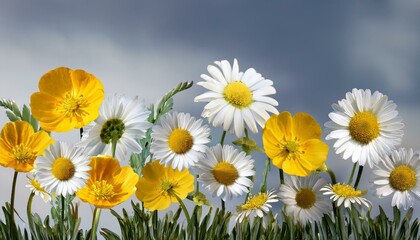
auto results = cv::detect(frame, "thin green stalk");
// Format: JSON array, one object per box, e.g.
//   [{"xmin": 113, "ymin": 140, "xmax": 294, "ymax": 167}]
[
  {"xmin": 260, "ymin": 157, "xmax": 271, "ymax": 193},
  {"xmin": 111, "ymin": 133, "xmax": 118, "ymax": 158},
  {"xmin": 347, "ymin": 163, "xmax": 357, "ymax": 185},
  {"xmin": 10, "ymin": 171, "xmax": 18, "ymax": 239},
  {"xmin": 221, "ymin": 199, "xmax": 225, "ymax": 213},
  {"xmin": 327, "ymin": 169, "xmax": 337, "ymax": 184},
  {"xmin": 279, "ymin": 169, "xmax": 284, "ymax": 185},
  {"xmin": 173, "ymin": 193, "xmax": 191, "ymax": 224},
  {"xmin": 353, "ymin": 166, "xmax": 364, "ymax": 189},
  {"xmin": 244, "ymin": 128, "xmax": 248, "ymax": 138},
  {"xmin": 26, "ymin": 192, "xmax": 35, "ymax": 234},
  {"xmin": 61, "ymin": 195, "xmax": 65, "ymax": 239},
  {"xmin": 220, "ymin": 131, "xmax": 227, "ymax": 145},
  {"xmin": 244, "ymin": 175, "xmax": 255, "ymax": 203},
  {"xmin": 90, "ymin": 207, "xmax": 102, "ymax": 240},
  {"xmin": 195, "ymin": 174, "xmax": 199, "ymax": 193}
]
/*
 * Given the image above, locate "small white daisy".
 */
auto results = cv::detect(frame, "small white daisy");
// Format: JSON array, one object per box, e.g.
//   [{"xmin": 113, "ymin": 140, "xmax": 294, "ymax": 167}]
[
  {"xmin": 150, "ymin": 112, "xmax": 211, "ymax": 170},
  {"xmin": 79, "ymin": 94, "xmax": 152, "ymax": 161},
  {"xmin": 325, "ymin": 89, "xmax": 404, "ymax": 167},
  {"xmin": 236, "ymin": 190, "xmax": 279, "ymax": 223},
  {"xmin": 196, "ymin": 144, "xmax": 255, "ymax": 201},
  {"xmin": 373, "ymin": 148, "xmax": 420, "ymax": 210},
  {"xmin": 279, "ymin": 174, "xmax": 332, "ymax": 224},
  {"xmin": 194, "ymin": 59, "xmax": 278, "ymax": 138},
  {"xmin": 35, "ymin": 141, "xmax": 91, "ymax": 197},
  {"xmin": 321, "ymin": 183, "xmax": 371, "ymax": 209},
  {"xmin": 25, "ymin": 172, "xmax": 51, "ymax": 202}
]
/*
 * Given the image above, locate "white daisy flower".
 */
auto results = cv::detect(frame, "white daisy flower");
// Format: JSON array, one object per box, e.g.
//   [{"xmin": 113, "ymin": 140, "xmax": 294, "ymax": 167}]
[
  {"xmin": 196, "ymin": 144, "xmax": 255, "ymax": 201},
  {"xmin": 321, "ymin": 183, "xmax": 371, "ymax": 209},
  {"xmin": 150, "ymin": 112, "xmax": 210, "ymax": 170},
  {"xmin": 25, "ymin": 172, "xmax": 51, "ymax": 202},
  {"xmin": 279, "ymin": 174, "xmax": 332, "ymax": 224},
  {"xmin": 35, "ymin": 141, "xmax": 91, "ymax": 197},
  {"xmin": 194, "ymin": 59, "xmax": 278, "ymax": 138},
  {"xmin": 236, "ymin": 190, "xmax": 279, "ymax": 223},
  {"xmin": 325, "ymin": 89, "xmax": 404, "ymax": 167},
  {"xmin": 373, "ymin": 148, "xmax": 420, "ymax": 210},
  {"xmin": 79, "ymin": 94, "xmax": 152, "ymax": 161}
]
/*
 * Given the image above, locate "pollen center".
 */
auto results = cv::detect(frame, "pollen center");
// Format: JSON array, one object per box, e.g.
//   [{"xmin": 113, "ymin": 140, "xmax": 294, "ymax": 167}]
[
  {"xmin": 51, "ymin": 157, "xmax": 75, "ymax": 181},
  {"xmin": 239, "ymin": 193, "xmax": 268, "ymax": 210},
  {"xmin": 100, "ymin": 118, "xmax": 125, "ymax": 144},
  {"xmin": 332, "ymin": 183, "xmax": 366, "ymax": 197},
  {"xmin": 285, "ymin": 141, "xmax": 299, "ymax": 153},
  {"xmin": 160, "ymin": 180, "xmax": 174, "ymax": 196},
  {"xmin": 91, "ymin": 180, "xmax": 116, "ymax": 200},
  {"xmin": 59, "ymin": 93, "xmax": 85, "ymax": 116},
  {"xmin": 348, "ymin": 111, "xmax": 380, "ymax": 144},
  {"xmin": 389, "ymin": 165, "xmax": 416, "ymax": 191},
  {"xmin": 212, "ymin": 162, "xmax": 239, "ymax": 185},
  {"xmin": 11, "ymin": 144, "xmax": 35, "ymax": 163},
  {"xmin": 295, "ymin": 188, "xmax": 316, "ymax": 209},
  {"xmin": 223, "ymin": 81, "xmax": 253, "ymax": 108},
  {"xmin": 168, "ymin": 129, "xmax": 193, "ymax": 154}
]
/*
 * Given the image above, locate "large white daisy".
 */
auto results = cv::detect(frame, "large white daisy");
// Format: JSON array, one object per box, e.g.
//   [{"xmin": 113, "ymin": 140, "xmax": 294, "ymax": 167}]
[
  {"xmin": 279, "ymin": 174, "xmax": 332, "ymax": 224},
  {"xmin": 325, "ymin": 89, "xmax": 404, "ymax": 167},
  {"xmin": 321, "ymin": 183, "xmax": 371, "ymax": 209},
  {"xmin": 150, "ymin": 111, "xmax": 210, "ymax": 170},
  {"xmin": 373, "ymin": 148, "xmax": 420, "ymax": 210},
  {"xmin": 236, "ymin": 190, "xmax": 279, "ymax": 223},
  {"xmin": 194, "ymin": 59, "xmax": 278, "ymax": 138},
  {"xmin": 196, "ymin": 144, "xmax": 255, "ymax": 201},
  {"xmin": 34, "ymin": 141, "xmax": 91, "ymax": 197},
  {"xmin": 79, "ymin": 94, "xmax": 152, "ymax": 161}
]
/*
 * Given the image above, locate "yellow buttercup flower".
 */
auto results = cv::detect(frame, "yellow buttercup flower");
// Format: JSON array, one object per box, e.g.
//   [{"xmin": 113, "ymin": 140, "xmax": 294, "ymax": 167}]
[
  {"xmin": 263, "ymin": 112, "xmax": 328, "ymax": 176},
  {"xmin": 0, "ymin": 121, "xmax": 53, "ymax": 172},
  {"xmin": 136, "ymin": 160, "xmax": 194, "ymax": 211},
  {"xmin": 30, "ymin": 67, "xmax": 104, "ymax": 132},
  {"xmin": 76, "ymin": 156, "xmax": 139, "ymax": 209}
]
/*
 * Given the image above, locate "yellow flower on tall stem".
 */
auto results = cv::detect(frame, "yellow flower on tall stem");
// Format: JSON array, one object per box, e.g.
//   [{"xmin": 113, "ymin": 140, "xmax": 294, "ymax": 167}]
[
  {"xmin": 136, "ymin": 160, "xmax": 194, "ymax": 212},
  {"xmin": 263, "ymin": 112, "xmax": 328, "ymax": 177},
  {"xmin": 76, "ymin": 155, "xmax": 139, "ymax": 240},
  {"xmin": 30, "ymin": 67, "xmax": 105, "ymax": 132}
]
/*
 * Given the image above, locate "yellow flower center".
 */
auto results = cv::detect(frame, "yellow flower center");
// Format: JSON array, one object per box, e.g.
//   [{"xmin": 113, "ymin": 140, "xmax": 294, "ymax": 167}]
[
  {"xmin": 212, "ymin": 162, "xmax": 239, "ymax": 185},
  {"xmin": 160, "ymin": 180, "xmax": 174, "ymax": 196},
  {"xmin": 389, "ymin": 165, "xmax": 417, "ymax": 191},
  {"xmin": 223, "ymin": 81, "xmax": 253, "ymax": 108},
  {"xmin": 100, "ymin": 118, "xmax": 125, "ymax": 144},
  {"xmin": 348, "ymin": 111, "xmax": 380, "ymax": 144},
  {"xmin": 168, "ymin": 129, "xmax": 193, "ymax": 154},
  {"xmin": 332, "ymin": 183, "xmax": 366, "ymax": 197},
  {"xmin": 295, "ymin": 188, "xmax": 316, "ymax": 209},
  {"xmin": 59, "ymin": 93, "xmax": 85, "ymax": 117},
  {"xmin": 239, "ymin": 193, "xmax": 268, "ymax": 210},
  {"xmin": 11, "ymin": 144, "xmax": 35, "ymax": 163},
  {"xmin": 285, "ymin": 141, "xmax": 299, "ymax": 153},
  {"xmin": 91, "ymin": 180, "xmax": 116, "ymax": 200},
  {"xmin": 30, "ymin": 179, "xmax": 46, "ymax": 192},
  {"xmin": 51, "ymin": 157, "xmax": 75, "ymax": 181}
]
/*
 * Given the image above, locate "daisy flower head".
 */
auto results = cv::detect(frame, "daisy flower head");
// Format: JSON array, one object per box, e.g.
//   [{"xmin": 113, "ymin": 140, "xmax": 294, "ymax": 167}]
[
  {"xmin": 136, "ymin": 160, "xmax": 194, "ymax": 211},
  {"xmin": 279, "ymin": 174, "xmax": 332, "ymax": 224},
  {"xmin": 26, "ymin": 172, "xmax": 51, "ymax": 202},
  {"xmin": 262, "ymin": 112, "xmax": 329, "ymax": 177},
  {"xmin": 30, "ymin": 67, "xmax": 104, "ymax": 132},
  {"xmin": 150, "ymin": 111, "xmax": 211, "ymax": 170},
  {"xmin": 325, "ymin": 89, "xmax": 404, "ymax": 168},
  {"xmin": 35, "ymin": 141, "xmax": 91, "ymax": 197},
  {"xmin": 195, "ymin": 144, "xmax": 255, "ymax": 201},
  {"xmin": 373, "ymin": 148, "xmax": 420, "ymax": 210},
  {"xmin": 79, "ymin": 94, "xmax": 152, "ymax": 162},
  {"xmin": 77, "ymin": 155, "xmax": 139, "ymax": 208},
  {"xmin": 0, "ymin": 121, "xmax": 53, "ymax": 172},
  {"xmin": 321, "ymin": 183, "xmax": 370, "ymax": 209},
  {"xmin": 236, "ymin": 190, "xmax": 279, "ymax": 223},
  {"xmin": 194, "ymin": 59, "xmax": 278, "ymax": 138}
]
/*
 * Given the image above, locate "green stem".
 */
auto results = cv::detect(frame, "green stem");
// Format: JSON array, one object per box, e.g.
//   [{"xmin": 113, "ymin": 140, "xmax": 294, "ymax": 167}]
[
  {"xmin": 61, "ymin": 195, "xmax": 65, "ymax": 239},
  {"xmin": 279, "ymin": 169, "xmax": 284, "ymax": 185},
  {"xmin": 327, "ymin": 169, "xmax": 337, "ymax": 184},
  {"xmin": 173, "ymin": 193, "xmax": 191, "ymax": 225},
  {"xmin": 353, "ymin": 166, "xmax": 364, "ymax": 189},
  {"xmin": 244, "ymin": 128, "xmax": 248, "ymax": 138},
  {"xmin": 111, "ymin": 133, "xmax": 118, "ymax": 158},
  {"xmin": 347, "ymin": 163, "xmax": 357, "ymax": 185},
  {"xmin": 195, "ymin": 175, "xmax": 199, "ymax": 193},
  {"xmin": 221, "ymin": 199, "xmax": 225, "ymax": 213},
  {"xmin": 220, "ymin": 131, "xmax": 227, "ymax": 145},
  {"xmin": 260, "ymin": 157, "xmax": 271, "ymax": 193},
  {"xmin": 10, "ymin": 171, "xmax": 18, "ymax": 239},
  {"xmin": 27, "ymin": 192, "xmax": 35, "ymax": 234},
  {"xmin": 244, "ymin": 175, "xmax": 255, "ymax": 203},
  {"xmin": 90, "ymin": 207, "xmax": 102, "ymax": 240}
]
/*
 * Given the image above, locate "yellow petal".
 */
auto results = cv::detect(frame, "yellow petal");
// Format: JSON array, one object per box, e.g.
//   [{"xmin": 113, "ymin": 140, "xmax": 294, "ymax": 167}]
[
  {"xmin": 292, "ymin": 112, "xmax": 322, "ymax": 141},
  {"xmin": 38, "ymin": 67, "xmax": 73, "ymax": 98}
]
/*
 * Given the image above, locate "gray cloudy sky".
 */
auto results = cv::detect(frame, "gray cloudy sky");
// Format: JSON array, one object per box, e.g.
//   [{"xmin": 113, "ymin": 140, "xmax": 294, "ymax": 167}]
[{"xmin": 1, "ymin": 0, "xmax": 420, "ymax": 235}]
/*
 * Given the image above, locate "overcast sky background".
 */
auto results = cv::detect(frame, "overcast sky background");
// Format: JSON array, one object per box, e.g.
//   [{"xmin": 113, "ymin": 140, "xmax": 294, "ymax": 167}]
[{"xmin": 1, "ymin": 1, "xmax": 420, "ymax": 236}]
